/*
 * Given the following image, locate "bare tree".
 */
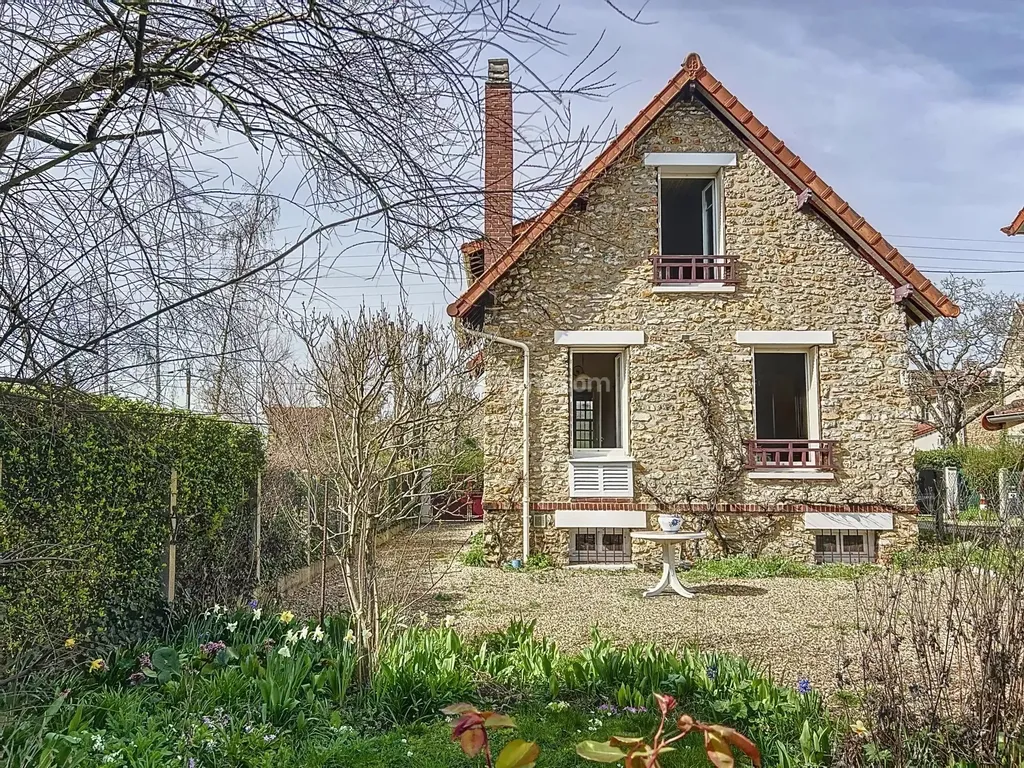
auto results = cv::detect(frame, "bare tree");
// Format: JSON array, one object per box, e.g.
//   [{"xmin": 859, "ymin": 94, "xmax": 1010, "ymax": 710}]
[
  {"xmin": 265, "ymin": 307, "xmax": 478, "ymax": 681},
  {"xmin": 0, "ymin": 0, "xmax": 623, "ymax": 394},
  {"xmin": 908, "ymin": 277, "xmax": 1024, "ymax": 447}
]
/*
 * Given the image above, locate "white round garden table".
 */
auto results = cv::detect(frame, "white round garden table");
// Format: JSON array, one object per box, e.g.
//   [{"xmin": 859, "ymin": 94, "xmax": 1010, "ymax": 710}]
[{"xmin": 630, "ymin": 531, "xmax": 708, "ymax": 598}]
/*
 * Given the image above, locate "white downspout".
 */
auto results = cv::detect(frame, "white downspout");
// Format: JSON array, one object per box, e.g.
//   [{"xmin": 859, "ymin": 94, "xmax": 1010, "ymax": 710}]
[{"xmin": 462, "ymin": 328, "xmax": 530, "ymax": 561}]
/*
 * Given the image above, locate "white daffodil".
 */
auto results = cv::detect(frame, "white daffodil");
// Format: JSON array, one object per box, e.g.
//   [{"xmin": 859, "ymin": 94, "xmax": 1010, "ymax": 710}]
[
  {"xmin": 343, "ymin": 628, "xmax": 356, "ymax": 645},
  {"xmin": 277, "ymin": 646, "xmax": 291, "ymax": 658},
  {"xmin": 253, "ymin": 608, "xmax": 262, "ymax": 620},
  {"xmin": 226, "ymin": 621, "xmax": 238, "ymax": 632},
  {"xmin": 285, "ymin": 629, "xmax": 298, "ymax": 645},
  {"xmin": 312, "ymin": 625, "xmax": 325, "ymax": 642},
  {"xmin": 298, "ymin": 625, "xmax": 309, "ymax": 640}
]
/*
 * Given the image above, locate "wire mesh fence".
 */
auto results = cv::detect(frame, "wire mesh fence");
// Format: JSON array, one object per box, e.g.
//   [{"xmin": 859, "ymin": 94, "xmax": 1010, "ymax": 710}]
[{"xmin": 917, "ymin": 465, "xmax": 1024, "ymax": 543}]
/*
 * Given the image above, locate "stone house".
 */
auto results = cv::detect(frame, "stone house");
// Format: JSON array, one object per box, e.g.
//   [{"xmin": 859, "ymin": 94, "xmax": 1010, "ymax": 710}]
[{"xmin": 447, "ymin": 53, "xmax": 959, "ymax": 568}]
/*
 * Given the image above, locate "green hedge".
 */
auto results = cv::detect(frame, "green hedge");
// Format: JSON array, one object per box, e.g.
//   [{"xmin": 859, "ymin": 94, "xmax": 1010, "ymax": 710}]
[
  {"xmin": 916, "ymin": 443, "xmax": 1024, "ymax": 495},
  {"xmin": 0, "ymin": 390, "xmax": 271, "ymax": 653}
]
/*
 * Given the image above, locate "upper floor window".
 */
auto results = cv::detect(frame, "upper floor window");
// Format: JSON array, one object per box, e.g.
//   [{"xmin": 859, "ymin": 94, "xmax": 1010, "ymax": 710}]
[
  {"xmin": 659, "ymin": 176, "xmax": 718, "ymax": 256},
  {"xmin": 652, "ymin": 172, "xmax": 735, "ymax": 289}
]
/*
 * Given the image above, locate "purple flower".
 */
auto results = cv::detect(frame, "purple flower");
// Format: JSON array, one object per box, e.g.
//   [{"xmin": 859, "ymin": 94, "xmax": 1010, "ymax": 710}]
[
  {"xmin": 248, "ymin": 599, "xmax": 259, "ymax": 610},
  {"xmin": 797, "ymin": 677, "xmax": 812, "ymax": 695},
  {"xmin": 597, "ymin": 703, "xmax": 617, "ymax": 714},
  {"xmin": 199, "ymin": 641, "xmax": 226, "ymax": 659},
  {"xmin": 188, "ymin": 759, "xmax": 197, "ymax": 768},
  {"xmin": 138, "ymin": 653, "xmax": 153, "ymax": 670},
  {"xmin": 127, "ymin": 671, "xmax": 145, "ymax": 686},
  {"xmin": 706, "ymin": 665, "xmax": 718, "ymax": 680}
]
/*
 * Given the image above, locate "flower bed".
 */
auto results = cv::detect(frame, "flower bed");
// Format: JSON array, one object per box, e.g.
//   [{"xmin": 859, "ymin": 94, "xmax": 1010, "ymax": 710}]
[{"xmin": 1, "ymin": 606, "xmax": 832, "ymax": 766}]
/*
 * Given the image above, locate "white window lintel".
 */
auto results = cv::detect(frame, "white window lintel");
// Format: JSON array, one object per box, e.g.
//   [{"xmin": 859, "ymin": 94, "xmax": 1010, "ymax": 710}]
[
  {"xmin": 555, "ymin": 330, "xmax": 644, "ymax": 347},
  {"xmin": 735, "ymin": 330, "xmax": 834, "ymax": 346},
  {"xmin": 804, "ymin": 512, "xmax": 893, "ymax": 531},
  {"xmin": 645, "ymin": 152, "xmax": 737, "ymax": 168},
  {"xmin": 555, "ymin": 509, "xmax": 647, "ymax": 528}
]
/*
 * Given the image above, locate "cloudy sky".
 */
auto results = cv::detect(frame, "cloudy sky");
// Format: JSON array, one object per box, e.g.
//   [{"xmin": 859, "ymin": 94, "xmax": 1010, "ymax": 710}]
[{"xmin": 302, "ymin": 0, "xmax": 1024, "ymax": 317}]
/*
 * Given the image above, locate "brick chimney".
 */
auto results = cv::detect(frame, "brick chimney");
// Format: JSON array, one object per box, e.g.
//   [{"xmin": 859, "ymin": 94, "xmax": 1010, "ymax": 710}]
[{"xmin": 483, "ymin": 58, "xmax": 513, "ymax": 271}]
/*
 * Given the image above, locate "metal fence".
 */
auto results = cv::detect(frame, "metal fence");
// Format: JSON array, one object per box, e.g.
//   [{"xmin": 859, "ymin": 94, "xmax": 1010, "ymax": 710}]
[{"xmin": 916, "ymin": 466, "xmax": 1024, "ymax": 534}]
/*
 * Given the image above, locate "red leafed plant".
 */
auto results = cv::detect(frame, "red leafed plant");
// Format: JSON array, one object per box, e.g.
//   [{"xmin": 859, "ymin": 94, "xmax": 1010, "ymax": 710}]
[
  {"xmin": 442, "ymin": 703, "xmax": 540, "ymax": 768},
  {"xmin": 576, "ymin": 693, "xmax": 761, "ymax": 768}
]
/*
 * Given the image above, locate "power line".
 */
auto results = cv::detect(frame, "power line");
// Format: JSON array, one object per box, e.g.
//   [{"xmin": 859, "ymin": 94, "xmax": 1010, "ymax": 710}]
[{"xmin": 891, "ymin": 233, "xmax": 1020, "ymax": 245}]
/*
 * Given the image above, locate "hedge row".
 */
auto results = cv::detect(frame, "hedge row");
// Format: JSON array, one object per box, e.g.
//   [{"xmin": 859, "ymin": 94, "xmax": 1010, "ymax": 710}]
[
  {"xmin": 915, "ymin": 442, "xmax": 1024, "ymax": 495},
  {"xmin": 0, "ymin": 390, "xmax": 291, "ymax": 653}
]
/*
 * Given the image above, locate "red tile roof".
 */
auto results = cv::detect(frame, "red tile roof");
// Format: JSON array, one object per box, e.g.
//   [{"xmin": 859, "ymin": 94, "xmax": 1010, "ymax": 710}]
[
  {"xmin": 447, "ymin": 52, "xmax": 959, "ymax": 321},
  {"xmin": 460, "ymin": 217, "xmax": 538, "ymax": 256},
  {"xmin": 913, "ymin": 422, "xmax": 937, "ymax": 439},
  {"xmin": 1002, "ymin": 207, "xmax": 1024, "ymax": 236},
  {"xmin": 981, "ymin": 399, "xmax": 1024, "ymax": 431}
]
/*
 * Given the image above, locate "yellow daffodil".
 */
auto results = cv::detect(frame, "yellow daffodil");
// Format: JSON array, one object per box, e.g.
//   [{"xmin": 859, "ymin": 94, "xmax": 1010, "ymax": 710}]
[
  {"xmin": 851, "ymin": 720, "xmax": 870, "ymax": 737},
  {"xmin": 279, "ymin": 610, "xmax": 295, "ymax": 624},
  {"xmin": 64, "ymin": 638, "xmax": 76, "ymax": 649},
  {"xmin": 88, "ymin": 658, "xmax": 105, "ymax": 673}
]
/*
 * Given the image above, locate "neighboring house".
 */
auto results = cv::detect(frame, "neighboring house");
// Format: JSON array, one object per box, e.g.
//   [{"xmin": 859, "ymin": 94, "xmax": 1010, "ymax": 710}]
[
  {"xmin": 1001, "ymin": 207, "xmax": 1024, "ymax": 236},
  {"xmin": 447, "ymin": 53, "xmax": 959, "ymax": 567},
  {"xmin": 913, "ymin": 422, "xmax": 942, "ymax": 451},
  {"xmin": 914, "ymin": 305, "xmax": 1024, "ymax": 448}
]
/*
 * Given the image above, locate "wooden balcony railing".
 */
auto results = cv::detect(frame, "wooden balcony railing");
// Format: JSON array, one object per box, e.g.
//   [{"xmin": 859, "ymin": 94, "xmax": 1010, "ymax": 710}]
[
  {"xmin": 744, "ymin": 439, "xmax": 838, "ymax": 470},
  {"xmin": 650, "ymin": 255, "xmax": 738, "ymax": 285}
]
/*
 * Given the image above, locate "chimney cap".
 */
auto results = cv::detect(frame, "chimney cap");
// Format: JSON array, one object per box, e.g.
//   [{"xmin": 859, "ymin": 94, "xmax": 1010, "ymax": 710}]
[{"xmin": 487, "ymin": 58, "xmax": 510, "ymax": 83}]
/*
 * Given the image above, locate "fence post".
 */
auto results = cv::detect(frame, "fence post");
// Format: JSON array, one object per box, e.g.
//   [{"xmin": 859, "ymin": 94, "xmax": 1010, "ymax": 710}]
[
  {"xmin": 255, "ymin": 473, "xmax": 262, "ymax": 584},
  {"xmin": 940, "ymin": 465, "xmax": 959, "ymax": 540},
  {"xmin": 999, "ymin": 467, "xmax": 1009, "ymax": 520},
  {"xmin": 167, "ymin": 468, "xmax": 179, "ymax": 603}
]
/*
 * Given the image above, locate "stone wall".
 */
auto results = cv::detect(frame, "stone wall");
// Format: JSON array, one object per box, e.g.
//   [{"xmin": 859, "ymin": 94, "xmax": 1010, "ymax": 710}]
[{"xmin": 479, "ymin": 98, "xmax": 917, "ymax": 564}]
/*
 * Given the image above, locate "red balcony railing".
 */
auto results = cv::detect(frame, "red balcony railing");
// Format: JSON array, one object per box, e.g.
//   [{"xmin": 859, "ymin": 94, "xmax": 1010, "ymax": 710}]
[
  {"xmin": 650, "ymin": 255, "xmax": 738, "ymax": 285},
  {"xmin": 744, "ymin": 439, "xmax": 838, "ymax": 470}
]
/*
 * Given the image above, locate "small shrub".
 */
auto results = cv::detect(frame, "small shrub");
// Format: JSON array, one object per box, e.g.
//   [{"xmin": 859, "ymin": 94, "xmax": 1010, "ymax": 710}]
[
  {"xmin": 687, "ymin": 555, "xmax": 874, "ymax": 581},
  {"xmin": 462, "ymin": 531, "xmax": 487, "ymax": 567}
]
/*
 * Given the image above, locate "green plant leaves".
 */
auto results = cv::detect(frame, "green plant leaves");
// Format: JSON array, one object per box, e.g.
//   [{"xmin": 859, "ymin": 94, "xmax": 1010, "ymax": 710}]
[
  {"xmin": 576, "ymin": 740, "xmax": 627, "ymax": 763},
  {"xmin": 495, "ymin": 739, "xmax": 539, "ymax": 768}
]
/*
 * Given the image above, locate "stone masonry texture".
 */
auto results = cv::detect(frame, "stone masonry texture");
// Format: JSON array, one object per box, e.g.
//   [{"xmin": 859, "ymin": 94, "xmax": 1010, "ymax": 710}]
[{"xmin": 478, "ymin": 98, "xmax": 917, "ymax": 565}]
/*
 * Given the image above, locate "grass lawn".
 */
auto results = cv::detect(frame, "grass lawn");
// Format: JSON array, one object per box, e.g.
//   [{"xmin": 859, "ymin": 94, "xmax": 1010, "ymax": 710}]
[{"xmin": 336, "ymin": 708, "xmax": 713, "ymax": 768}]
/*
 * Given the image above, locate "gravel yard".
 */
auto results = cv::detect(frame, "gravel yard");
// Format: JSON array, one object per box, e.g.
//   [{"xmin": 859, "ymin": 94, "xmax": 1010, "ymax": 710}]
[{"xmin": 293, "ymin": 522, "xmax": 861, "ymax": 691}]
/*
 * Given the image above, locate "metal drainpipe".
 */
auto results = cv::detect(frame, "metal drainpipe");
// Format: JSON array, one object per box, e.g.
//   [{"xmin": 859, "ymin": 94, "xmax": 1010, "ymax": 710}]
[{"xmin": 461, "ymin": 327, "xmax": 530, "ymax": 561}]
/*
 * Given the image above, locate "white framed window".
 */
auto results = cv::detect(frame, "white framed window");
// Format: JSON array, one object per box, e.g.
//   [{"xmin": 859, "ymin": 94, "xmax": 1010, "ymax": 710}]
[
  {"xmin": 812, "ymin": 529, "xmax": 876, "ymax": 564},
  {"xmin": 658, "ymin": 170, "xmax": 723, "ymax": 257},
  {"xmin": 569, "ymin": 349, "xmax": 629, "ymax": 458},
  {"xmin": 569, "ymin": 527, "xmax": 632, "ymax": 564},
  {"xmin": 745, "ymin": 346, "xmax": 835, "ymax": 474},
  {"xmin": 753, "ymin": 349, "xmax": 820, "ymax": 442}
]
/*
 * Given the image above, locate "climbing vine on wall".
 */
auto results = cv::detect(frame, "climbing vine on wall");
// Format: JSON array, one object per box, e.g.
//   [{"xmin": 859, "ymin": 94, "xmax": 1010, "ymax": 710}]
[{"xmin": 0, "ymin": 389, "xmax": 268, "ymax": 654}]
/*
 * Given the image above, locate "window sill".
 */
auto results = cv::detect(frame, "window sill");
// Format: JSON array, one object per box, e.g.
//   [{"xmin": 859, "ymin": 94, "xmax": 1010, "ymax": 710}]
[
  {"xmin": 569, "ymin": 454, "xmax": 634, "ymax": 463},
  {"xmin": 747, "ymin": 469, "xmax": 835, "ymax": 480},
  {"xmin": 652, "ymin": 283, "xmax": 736, "ymax": 294}
]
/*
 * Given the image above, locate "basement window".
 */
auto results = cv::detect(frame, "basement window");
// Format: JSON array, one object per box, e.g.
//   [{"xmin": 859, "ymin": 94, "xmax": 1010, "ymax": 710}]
[
  {"xmin": 813, "ymin": 529, "xmax": 877, "ymax": 564},
  {"xmin": 569, "ymin": 527, "xmax": 631, "ymax": 564}
]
